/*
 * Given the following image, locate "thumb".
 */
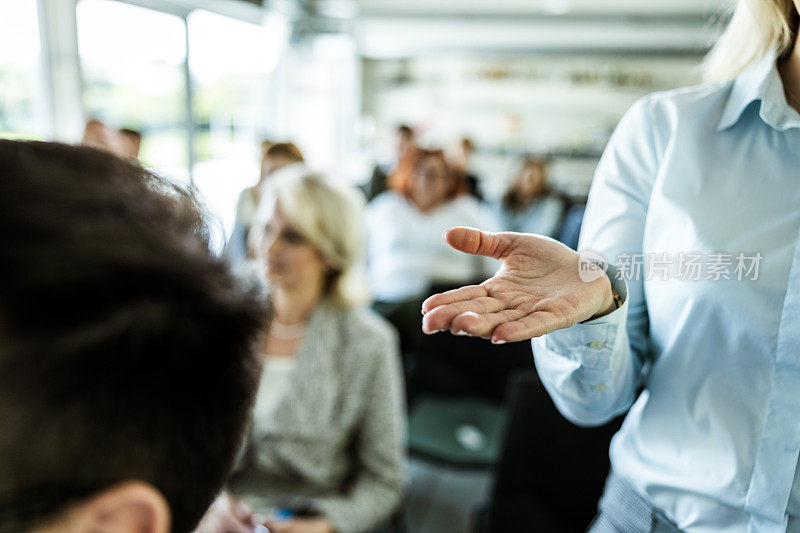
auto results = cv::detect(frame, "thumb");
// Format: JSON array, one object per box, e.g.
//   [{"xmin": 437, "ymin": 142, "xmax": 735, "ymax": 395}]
[{"xmin": 444, "ymin": 227, "xmax": 510, "ymax": 260}]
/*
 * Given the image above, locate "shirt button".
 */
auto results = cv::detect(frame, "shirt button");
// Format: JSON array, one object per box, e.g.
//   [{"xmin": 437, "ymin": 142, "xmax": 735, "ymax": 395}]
[{"xmin": 588, "ymin": 341, "xmax": 606, "ymax": 350}]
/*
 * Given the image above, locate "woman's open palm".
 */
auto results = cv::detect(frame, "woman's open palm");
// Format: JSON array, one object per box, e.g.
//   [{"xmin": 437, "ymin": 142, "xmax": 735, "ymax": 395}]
[{"xmin": 421, "ymin": 227, "xmax": 615, "ymax": 343}]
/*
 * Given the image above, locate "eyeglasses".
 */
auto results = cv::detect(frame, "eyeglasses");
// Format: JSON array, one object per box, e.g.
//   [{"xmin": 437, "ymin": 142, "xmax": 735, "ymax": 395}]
[{"xmin": 415, "ymin": 168, "xmax": 448, "ymax": 182}]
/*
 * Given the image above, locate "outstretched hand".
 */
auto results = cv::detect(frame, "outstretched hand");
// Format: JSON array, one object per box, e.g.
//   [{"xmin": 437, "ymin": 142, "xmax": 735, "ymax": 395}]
[{"xmin": 421, "ymin": 227, "xmax": 616, "ymax": 344}]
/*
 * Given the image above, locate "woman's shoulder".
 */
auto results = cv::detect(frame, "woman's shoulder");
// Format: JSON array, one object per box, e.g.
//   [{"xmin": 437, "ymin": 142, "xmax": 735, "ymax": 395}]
[
  {"xmin": 333, "ymin": 305, "xmax": 399, "ymax": 362},
  {"xmin": 368, "ymin": 190, "xmax": 405, "ymax": 210},
  {"xmin": 606, "ymin": 79, "xmax": 735, "ymax": 162},
  {"xmin": 443, "ymin": 194, "xmax": 485, "ymax": 218},
  {"xmin": 446, "ymin": 195, "xmax": 500, "ymax": 230},
  {"xmin": 366, "ymin": 190, "xmax": 409, "ymax": 222},
  {"xmin": 631, "ymin": 78, "xmax": 734, "ymax": 132},
  {"xmin": 342, "ymin": 306, "xmax": 397, "ymax": 345},
  {"xmin": 648, "ymin": 78, "xmax": 731, "ymax": 105},
  {"xmin": 541, "ymin": 194, "xmax": 567, "ymax": 209}
]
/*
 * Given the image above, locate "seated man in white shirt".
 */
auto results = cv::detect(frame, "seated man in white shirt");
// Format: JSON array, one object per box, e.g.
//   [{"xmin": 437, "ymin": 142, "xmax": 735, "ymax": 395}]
[{"xmin": 366, "ymin": 148, "xmax": 497, "ymax": 304}]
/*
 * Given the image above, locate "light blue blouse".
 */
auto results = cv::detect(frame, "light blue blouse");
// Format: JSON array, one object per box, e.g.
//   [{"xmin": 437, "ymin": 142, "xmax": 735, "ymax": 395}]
[{"xmin": 532, "ymin": 53, "xmax": 800, "ymax": 533}]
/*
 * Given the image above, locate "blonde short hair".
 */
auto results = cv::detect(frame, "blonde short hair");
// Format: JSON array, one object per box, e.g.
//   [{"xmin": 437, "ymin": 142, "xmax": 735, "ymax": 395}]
[
  {"xmin": 255, "ymin": 173, "xmax": 368, "ymax": 308},
  {"xmin": 704, "ymin": 0, "xmax": 799, "ymax": 82}
]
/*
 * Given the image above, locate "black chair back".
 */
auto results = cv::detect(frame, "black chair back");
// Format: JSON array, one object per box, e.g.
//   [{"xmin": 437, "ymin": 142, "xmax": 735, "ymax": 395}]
[{"xmin": 482, "ymin": 370, "xmax": 623, "ymax": 532}]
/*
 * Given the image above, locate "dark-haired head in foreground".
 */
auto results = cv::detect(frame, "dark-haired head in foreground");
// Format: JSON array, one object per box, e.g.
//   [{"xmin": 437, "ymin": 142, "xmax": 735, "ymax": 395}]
[{"xmin": 0, "ymin": 141, "xmax": 267, "ymax": 532}]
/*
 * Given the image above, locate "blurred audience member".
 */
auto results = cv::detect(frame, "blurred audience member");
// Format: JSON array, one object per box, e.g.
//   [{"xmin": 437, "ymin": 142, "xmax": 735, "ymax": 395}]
[
  {"xmin": 557, "ymin": 202, "xmax": 587, "ymax": 250},
  {"xmin": 226, "ymin": 141, "xmax": 306, "ymax": 265},
  {"xmin": 367, "ymin": 149, "xmax": 497, "ymax": 305},
  {"xmin": 447, "ymin": 136, "xmax": 484, "ymax": 201},
  {"xmin": 365, "ymin": 124, "xmax": 416, "ymax": 201},
  {"xmin": 260, "ymin": 141, "xmax": 304, "ymax": 181},
  {"xmin": 116, "ymin": 127, "xmax": 142, "ymax": 160},
  {"xmin": 220, "ymin": 174, "xmax": 405, "ymax": 533},
  {"xmin": 80, "ymin": 118, "xmax": 121, "ymax": 154},
  {"xmin": 260, "ymin": 140, "xmax": 274, "ymax": 167},
  {"xmin": 0, "ymin": 140, "xmax": 266, "ymax": 533},
  {"xmin": 495, "ymin": 158, "xmax": 565, "ymax": 238},
  {"xmin": 395, "ymin": 125, "xmax": 415, "ymax": 157},
  {"xmin": 81, "ymin": 119, "xmax": 143, "ymax": 162}
]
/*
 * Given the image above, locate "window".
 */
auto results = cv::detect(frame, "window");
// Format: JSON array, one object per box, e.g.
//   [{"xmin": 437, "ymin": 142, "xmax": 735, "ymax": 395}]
[
  {"xmin": 0, "ymin": 1, "xmax": 44, "ymax": 139},
  {"xmin": 188, "ymin": 9, "xmax": 277, "ymax": 237},
  {"xmin": 77, "ymin": 0, "xmax": 188, "ymax": 181}
]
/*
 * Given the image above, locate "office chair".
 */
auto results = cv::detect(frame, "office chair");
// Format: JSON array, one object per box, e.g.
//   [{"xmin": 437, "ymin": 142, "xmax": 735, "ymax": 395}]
[{"xmin": 472, "ymin": 370, "xmax": 623, "ymax": 533}]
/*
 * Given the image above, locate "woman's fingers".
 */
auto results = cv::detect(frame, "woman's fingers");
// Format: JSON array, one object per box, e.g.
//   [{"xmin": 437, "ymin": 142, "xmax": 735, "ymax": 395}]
[
  {"xmin": 193, "ymin": 493, "xmax": 255, "ymax": 533},
  {"xmin": 449, "ymin": 309, "xmax": 528, "ymax": 338},
  {"xmin": 444, "ymin": 227, "xmax": 512, "ymax": 259},
  {"xmin": 263, "ymin": 520, "xmax": 291, "ymax": 533},
  {"xmin": 421, "ymin": 284, "xmax": 487, "ymax": 315},
  {"xmin": 422, "ymin": 296, "xmax": 505, "ymax": 333},
  {"xmin": 491, "ymin": 311, "xmax": 571, "ymax": 343}
]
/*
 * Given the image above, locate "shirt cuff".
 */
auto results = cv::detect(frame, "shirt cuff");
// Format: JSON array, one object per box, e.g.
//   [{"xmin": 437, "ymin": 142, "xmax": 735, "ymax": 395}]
[
  {"xmin": 578, "ymin": 261, "xmax": 629, "ymax": 326},
  {"xmin": 538, "ymin": 264, "xmax": 629, "ymax": 369},
  {"xmin": 531, "ymin": 263, "xmax": 633, "ymax": 421}
]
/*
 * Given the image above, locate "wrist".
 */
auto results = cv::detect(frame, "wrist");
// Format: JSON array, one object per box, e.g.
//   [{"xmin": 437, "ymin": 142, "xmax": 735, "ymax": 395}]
[{"xmin": 589, "ymin": 276, "xmax": 620, "ymax": 321}]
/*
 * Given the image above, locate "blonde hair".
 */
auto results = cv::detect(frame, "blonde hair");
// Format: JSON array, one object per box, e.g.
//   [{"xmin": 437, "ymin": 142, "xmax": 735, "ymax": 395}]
[
  {"xmin": 704, "ymin": 0, "xmax": 799, "ymax": 82},
  {"xmin": 258, "ymin": 173, "xmax": 368, "ymax": 308}
]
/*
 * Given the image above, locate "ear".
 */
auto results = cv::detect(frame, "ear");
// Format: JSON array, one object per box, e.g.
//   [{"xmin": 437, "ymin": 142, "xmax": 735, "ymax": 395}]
[{"xmin": 69, "ymin": 481, "xmax": 170, "ymax": 533}]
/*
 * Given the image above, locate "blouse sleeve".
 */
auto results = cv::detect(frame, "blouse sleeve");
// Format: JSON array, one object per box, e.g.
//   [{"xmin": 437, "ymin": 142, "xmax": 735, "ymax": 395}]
[
  {"xmin": 532, "ymin": 95, "xmax": 660, "ymax": 426},
  {"xmin": 310, "ymin": 325, "xmax": 406, "ymax": 533}
]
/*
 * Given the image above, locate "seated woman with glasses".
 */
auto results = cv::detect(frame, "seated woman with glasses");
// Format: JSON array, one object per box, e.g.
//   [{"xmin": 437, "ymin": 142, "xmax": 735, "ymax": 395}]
[
  {"xmin": 204, "ymin": 174, "xmax": 405, "ymax": 533},
  {"xmin": 494, "ymin": 158, "xmax": 565, "ymax": 238}
]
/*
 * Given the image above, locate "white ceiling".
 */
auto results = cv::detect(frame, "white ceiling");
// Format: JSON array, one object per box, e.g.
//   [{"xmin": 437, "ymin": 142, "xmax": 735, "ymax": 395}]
[
  {"xmin": 351, "ymin": 0, "xmax": 730, "ymax": 17},
  {"xmin": 263, "ymin": 0, "xmax": 732, "ymax": 56},
  {"xmin": 348, "ymin": 0, "xmax": 730, "ymax": 58}
]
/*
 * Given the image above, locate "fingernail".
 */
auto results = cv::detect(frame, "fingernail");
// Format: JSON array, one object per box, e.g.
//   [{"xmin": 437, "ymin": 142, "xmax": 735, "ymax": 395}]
[
  {"xmin": 453, "ymin": 330, "xmax": 469, "ymax": 336},
  {"xmin": 492, "ymin": 338, "xmax": 506, "ymax": 344}
]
